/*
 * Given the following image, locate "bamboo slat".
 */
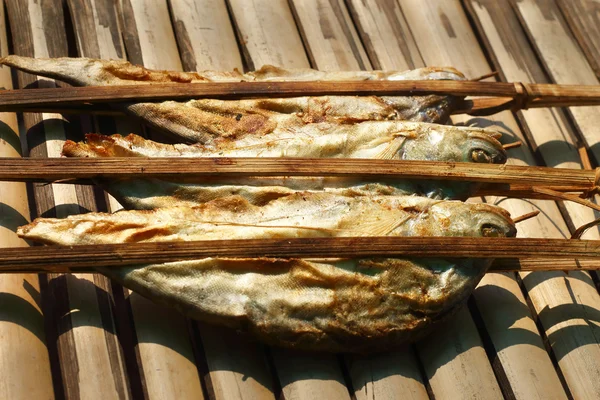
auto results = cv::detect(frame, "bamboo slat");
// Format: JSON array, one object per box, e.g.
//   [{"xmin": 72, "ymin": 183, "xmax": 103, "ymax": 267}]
[
  {"xmin": 396, "ymin": 1, "xmax": 572, "ymax": 398},
  {"xmin": 4, "ymin": 237, "xmax": 600, "ymax": 271},
  {"xmin": 346, "ymin": 0, "xmax": 421, "ymax": 71},
  {"xmin": 226, "ymin": 2, "xmax": 351, "ymax": 398},
  {"xmin": 505, "ymin": 1, "xmax": 600, "ymax": 397},
  {"xmin": 0, "ymin": 2, "xmax": 54, "ymax": 398},
  {"xmin": 345, "ymin": 0, "xmax": 509, "ymax": 396},
  {"xmin": 557, "ymin": 0, "xmax": 600, "ymax": 80},
  {"xmin": 169, "ymin": 0, "xmax": 242, "ymax": 72},
  {"xmin": 66, "ymin": 0, "xmax": 141, "ymax": 213},
  {"xmin": 270, "ymin": 350, "xmax": 349, "ymax": 400},
  {"xmin": 4, "ymin": 1, "xmax": 131, "ymax": 398},
  {"xmin": 168, "ymin": 1, "xmax": 277, "ymax": 399},
  {"xmin": 1, "ymin": 80, "xmax": 600, "ymax": 112},
  {"xmin": 226, "ymin": 0, "xmax": 309, "ymax": 70},
  {"xmin": 463, "ymin": 3, "xmax": 588, "ymax": 398},
  {"xmin": 510, "ymin": 0, "xmax": 600, "ymax": 165},
  {"xmin": 115, "ymin": 1, "xmax": 206, "ymax": 398},
  {"xmin": 1, "ymin": 158, "xmax": 597, "ymax": 192},
  {"xmin": 65, "ymin": 1, "xmax": 155, "ymax": 398},
  {"xmin": 405, "ymin": 1, "xmax": 600, "ymax": 399},
  {"xmin": 289, "ymin": 0, "xmax": 371, "ymax": 71},
  {"xmin": 417, "ymin": 307, "xmax": 503, "ymax": 399},
  {"xmin": 347, "ymin": 1, "xmax": 506, "ymax": 397},
  {"xmin": 290, "ymin": 2, "xmax": 429, "ymax": 398}
]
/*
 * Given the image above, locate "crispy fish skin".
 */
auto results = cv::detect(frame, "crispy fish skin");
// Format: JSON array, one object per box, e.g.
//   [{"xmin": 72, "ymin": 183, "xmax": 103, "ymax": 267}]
[
  {"xmin": 63, "ymin": 121, "xmax": 505, "ymax": 160},
  {"xmin": 61, "ymin": 121, "xmax": 506, "ymax": 206},
  {"xmin": 18, "ymin": 193, "xmax": 516, "ymax": 244},
  {"xmin": 18, "ymin": 194, "xmax": 515, "ymax": 352},
  {"xmin": 0, "ymin": 56, "xmax": 466, "ymax": 142}
]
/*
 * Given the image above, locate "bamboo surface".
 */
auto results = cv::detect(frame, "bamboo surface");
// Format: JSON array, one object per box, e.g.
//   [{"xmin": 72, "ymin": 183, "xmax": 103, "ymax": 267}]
[
  {"xmin": 344, "ymin": 2, "xmax": 499, "ymax": 396},
  {"xmin": 169, "ymin": 2, "xmax": 278, "ymax": 399},
  {"xmin": 114, "ymin": 1, "xmax": 207, "ymax": 399},
  {"xmin": 226, "ymin": 2, "xmax": 351, "ymax": 398},
  {"xmin": 2, "ymin": 1, "xmax": 600, "ymax": 399},
  {"xmin": 414, "ymin": 1, "xmax": 600, "ymax": 399},
  {"xmin": 1, "ymin": 80, "xmax": 600, "ymax": 114},
  {"xmin": 3, "ymin": 1, "xmax": 131, "ymax": 399},
  {"xmin": 0, "ymin": 2, "xmax": 55, "ymax": 399},
  {"xmin": 2, "ymin": 236, "xmax": 600, "ymax": 271},
  {"xmin": 398, "ymin": 1, "xmax": 575, "ymax": 398},
  {"xmin": 490, "ymin": 1, "xmax": 600, "ymax": 398}
]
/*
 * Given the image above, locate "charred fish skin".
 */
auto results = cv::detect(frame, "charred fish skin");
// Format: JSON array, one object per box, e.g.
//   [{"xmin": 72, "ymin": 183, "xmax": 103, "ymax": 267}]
[
  {"xmin": 17, "ymin": 194, "xmax": 515, "ymax": 353},
  {"xmin": 0, "ymin": 56, "xmax": 466, "ymax": 142}
]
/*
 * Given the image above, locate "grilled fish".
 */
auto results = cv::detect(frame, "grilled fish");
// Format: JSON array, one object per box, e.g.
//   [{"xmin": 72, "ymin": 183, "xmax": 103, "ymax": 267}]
[
  {"xmin": 62, "ymin": 121, "xmax": 506, "ymax": 207},
  {"xmin": 18, "ymin": 193, "xmax": 516, "ymax": 352},
  {"xmin": 0, "ymin": 56, "xmax": 466, "ymax": 142}
]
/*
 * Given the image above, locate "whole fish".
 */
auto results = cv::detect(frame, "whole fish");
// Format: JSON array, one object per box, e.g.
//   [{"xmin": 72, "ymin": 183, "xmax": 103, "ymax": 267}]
[
  {"xmin": 62, "ymin": 121, "xmax": 506, "ymax": 207},
  {"xmin": 0, "ymin": 56, "xmax": 466, "ymax": 142},
  {"xmin": 18, "ymin": 193, "xmax": 516, "ymax": 353}
]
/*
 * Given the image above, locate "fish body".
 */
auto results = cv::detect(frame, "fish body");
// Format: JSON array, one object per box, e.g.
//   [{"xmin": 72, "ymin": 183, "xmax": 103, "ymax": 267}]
[
  {"xmin": 18, "ymin": 193, "xmax": 516, "ymax": 352},
  {"xmin": 0, "ymin": 56, "xmax": 466, "ymax": 142},
  {"xmin": 62, "ymin": 121, "xmax": 506, "ymax": 207}
]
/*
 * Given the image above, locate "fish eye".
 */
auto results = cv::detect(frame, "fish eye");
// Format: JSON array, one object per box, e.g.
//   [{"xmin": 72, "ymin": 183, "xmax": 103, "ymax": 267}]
[
  {"xmin": 481, "ymin": 223, "xmax": 505, "ymax": 237},
  {"xmin": 471, "ymin": 149, "xmax": 492, "ymax": 163}
]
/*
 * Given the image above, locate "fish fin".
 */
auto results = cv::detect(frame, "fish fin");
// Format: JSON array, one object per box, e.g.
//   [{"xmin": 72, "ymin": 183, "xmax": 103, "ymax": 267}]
[
  {"xmin": 339, "ymin": 211, "xmax": 413, "ymax": 237},
  {"xmin": 374, "ymin": 137, "xmax": 406, "ymax": 160}
]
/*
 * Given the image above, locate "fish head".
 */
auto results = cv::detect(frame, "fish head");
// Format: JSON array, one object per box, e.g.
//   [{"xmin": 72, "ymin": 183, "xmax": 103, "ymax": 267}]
[
  {"xmin": 399, "ymin": 125, "xmax": 507, "ymax": 164},
  {"xmin": 426, "ymin": 201, "xmax": 517, "ymax": 238}
]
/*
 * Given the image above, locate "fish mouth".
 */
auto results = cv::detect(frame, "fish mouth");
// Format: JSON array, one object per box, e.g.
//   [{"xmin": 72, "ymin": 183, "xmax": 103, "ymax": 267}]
[{"xmin": 466, "ymin": 132, "xmax": 507, "ymax": 164}]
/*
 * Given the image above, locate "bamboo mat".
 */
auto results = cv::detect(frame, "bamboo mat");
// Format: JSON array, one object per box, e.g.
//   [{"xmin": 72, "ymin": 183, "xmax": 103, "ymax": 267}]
[{"xmin": 0, "ymin": 0, "xmax": 600, "ymax": 399}]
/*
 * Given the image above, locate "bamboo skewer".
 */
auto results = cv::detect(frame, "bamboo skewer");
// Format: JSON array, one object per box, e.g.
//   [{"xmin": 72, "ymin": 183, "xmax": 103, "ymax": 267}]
[
  {"xmin": 2, "ymin": 237, "xmax": 599, "ymax": 273},
  {"xmin": 0, "ymin": 157, "xmax": 597, "ymax": 189},
  {"xmin": 0, "ymin": 81, "xmax": 599, "ymax": 115}
]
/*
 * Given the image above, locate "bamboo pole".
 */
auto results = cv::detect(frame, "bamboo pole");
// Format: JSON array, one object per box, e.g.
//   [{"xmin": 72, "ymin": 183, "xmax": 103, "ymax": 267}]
[
  {"xmin": 2, "ymin": 237, "xmax": 599, "ymax": 272},
  {"xmin": 0, "ymin": 80, "xmax": 598, "ymax": 110},
  {"xmin": 0, "ymin": 158, "xmax": 596, "ymax": 189}
]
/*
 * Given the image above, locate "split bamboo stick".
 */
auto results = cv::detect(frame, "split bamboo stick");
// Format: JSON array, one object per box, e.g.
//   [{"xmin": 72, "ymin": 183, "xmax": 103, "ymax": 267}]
[
  {"xmin": 0, "ymin": 158, "xmax": 596, "ymax": 190},
  {"xmin": 0, "ymin": 80, "xmax": 598, "ymax": 111},
  {"xmin": 2, "ymin": 237, "xmax": 599, "ymax": 272}
]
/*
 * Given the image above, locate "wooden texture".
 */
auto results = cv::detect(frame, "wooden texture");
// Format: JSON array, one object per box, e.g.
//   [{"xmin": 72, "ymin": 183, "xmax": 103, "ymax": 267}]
[
  {"xmin": 2, "ymin": 80, "xmax": 600, "ymax": 111},
  {"xmin": 557, "ymin": 0, "xmax": 600, "ymax": 79},
  {"xmin": 225, "ymin": 2, "xmax": 351, "ymax": 398},
  {"xmin": 4, "ymin": 237, "xmax": 600, "ymax": 271},
  {"xmin": 66, "ymin": 0, "xmax": 141, "ymax": 213},
  {"xmin": 1, "ymin": 157, "xmax": 598, "ymax": 191},
  {"xmin": 394, "ymin": 1, "xmax": 575, "ymax": 398},
  {"xmin": 115, "ymin": 1, "xmax": 206, "ymax": 399},
  {"xmin": 510, "ymin": 0, "xmax": 600, "ymax": 165},
  {"xmin": 408, "ymin": 1, "xmax": 600, "ymax": 399},
  {"xmin": 289, "ymin": 0, "xmax": 371, "ymax": 70},
  {"xmin": 504, "ymin": 1, "xmax": 600, "ymax": 397},
  {"xmin": 346, "ymin": 1, "xmax": 547, "ymax": 397},
  {"xmin": 168, "ymin": 1, "xmax": 277, "ymax": 399},
  {"xmin": 346, "ymin": 0, "xmax": 421, "ymax": 71},
  {"xmin": 4, "ymin": 1, "xmax": 131, "ymax": 398},
  {"xmin": 226, "ymin": 0, "xmax": 309, "ymax": 70},
  {"xmin": 0, "ymin": 1, "xmax": 55, "ymax": 398},
  {"xmin": 168, "ymin": 0, "xmax": 242, "ymax": 71},
  {"xmin": 329, "ymin": 1, "xmax": 505, "ymax": 397}
]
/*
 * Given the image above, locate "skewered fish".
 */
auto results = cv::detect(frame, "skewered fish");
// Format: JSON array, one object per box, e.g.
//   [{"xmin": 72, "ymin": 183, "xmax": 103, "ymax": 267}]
[
  {"xmin": 18, "ymin": 193, "xmax": 516, "ymax": 352},
  {"xmin": 0, "ymin": 56, "xmax": 466, "ymax": 143},
  {"xmin": 62, "ymin": 121, "xmax": 506, "ymax": 207}
]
